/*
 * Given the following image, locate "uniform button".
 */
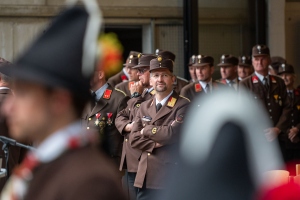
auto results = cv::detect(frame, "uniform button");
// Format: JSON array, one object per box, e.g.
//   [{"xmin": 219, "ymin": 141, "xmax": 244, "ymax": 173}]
[
  {"xmin": 268, "ymin": 103, "xmax": 271, "ymax": 106},
  {"xmin": 292, "ymin": 114, "xmax": 294, "ymax": 116},
  {"xmin": 292, "ymin": 120, "xmax": 294, "ymax": 122},
  {"xmin": 87, "ymin": 127, "xmax": 90, "ymax": 129},
  {"xmin": 125, "ymin": 139, "xmax": 128, "ymax": 142},
  {"xmin": 270, "ymin": 116, "xmax": 272, "ymax": 119},
  {"xmin": 143, "ymin": 124, "xmax": 146, "ymax": 127},
  {"xmin": 269, "ymin": 109, "xmax": 272, "ymax": 112},
  {"xmin": 88, "ymin": 118, "xmax": 91, "ymax": 121},
  {"xmin": 148, "ymin": 153, "xmax": 151, "ymax": 156}
]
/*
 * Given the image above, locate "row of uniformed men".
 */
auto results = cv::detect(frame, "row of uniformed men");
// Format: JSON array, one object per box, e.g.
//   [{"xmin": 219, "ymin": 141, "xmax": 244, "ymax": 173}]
[{"xmin": 81, "ymin": 44, "xmax": 300, "ymax": 200}]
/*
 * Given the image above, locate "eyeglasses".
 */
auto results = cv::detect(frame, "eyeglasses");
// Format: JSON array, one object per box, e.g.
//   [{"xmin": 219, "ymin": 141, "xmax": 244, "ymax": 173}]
[{"xmin": 137, "ymin": 68, "xmax": 149, "ymax": 74}]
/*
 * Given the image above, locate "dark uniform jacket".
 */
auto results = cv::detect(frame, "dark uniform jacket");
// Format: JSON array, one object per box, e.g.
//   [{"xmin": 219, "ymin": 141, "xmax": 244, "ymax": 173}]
[
  {"xmin": 24, "ymin": 146, "xmax": 125, "ymax": 200},
  {"xmin": 284, "ymin": 89, "xmax": 300, "ymax": 151},
  {"xmin": 115, "ymin": 81, "xmax": 135, "ymax": 97},
  {"xmin": 115, "ymin": 88, "xmax": 156, "ymax": 172},
  {"xmin": 129, "ymin": 91, "xmax": 190, "ymax": 189},
  {"xmin": 240, "ymin": 74, "xmax": 291, "ymax": 132},
  {"xmin": 82, "ymin": 84, "xmax": 129, "ymax": 166},
  {"xmin": 173, "ymin": 76, "xmax": 189, "ymax": 94},
  {"xmin": 107, "ymin": 70, "xmax": 128, "ymax": 88},
  {"xmin": 0, "ymin": 88, "xmax": 27, "ymax": 192},
  {"xmin": 180, "ymin": 81, "xmax": 223, "ymax": 101}
]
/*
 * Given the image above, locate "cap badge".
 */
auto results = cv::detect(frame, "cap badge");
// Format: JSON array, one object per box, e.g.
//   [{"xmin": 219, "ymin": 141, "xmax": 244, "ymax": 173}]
[
  {"xmin": 282, "ymin": 64, "xmax": 285, "ymax": 71},
  {"xmin": 157, "ymin": 56, "xmax": 162, "ymax": 62},
  {"xmin": 155, "ymin": 49, "xmax": 160, "ymax": 55},
  {"xmin": 221, "ymin": 55, "xmax": 226, "ymax": 63},
  {"xmin": 242, "ymin": 56, "xmax": 246, "ymax": 63},
  {"xmin": 257, "ymin": 45, "xmax": 261, "ymax": 54},
  {"xmin": 192, "ymin": 55, "xmax": 195, "ymax": 63},
  {"xmin": 138, "ymin": 53, "xmax": 142, "ymax": 58},
  {"xmin": 130, "ymin": 55, "xmax": 133, "ymax": 58},
  {"xmin": 129, "ymin": 59, "xmax": 132, "ymax": 63}
]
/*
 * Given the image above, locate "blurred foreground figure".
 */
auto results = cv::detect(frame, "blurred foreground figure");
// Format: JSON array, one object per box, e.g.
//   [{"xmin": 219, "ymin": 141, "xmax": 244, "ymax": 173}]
[
  {"xmin": 162, "ymin": 88, "xmax": 285, "ymax": 200},
  {"xmin": 0, "ymin": 1, "xmax": 125, "ymax": 200}
]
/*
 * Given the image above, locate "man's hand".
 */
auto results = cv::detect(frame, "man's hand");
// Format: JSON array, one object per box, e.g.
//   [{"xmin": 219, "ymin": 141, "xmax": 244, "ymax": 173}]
[
  {"xmin": 124, "ymin": 122, "xmax": 134, "ymax": 132},
  {"xmin": 264, "ymin": 127, "xmax": 281, "ymax": 142},
  {"xmin": 288, "ymin": 127, "xmax": 300, "ymax": 143},
  {"xmin": 130, "ymin": 81, "xmax": 144, "ymax": 95}
]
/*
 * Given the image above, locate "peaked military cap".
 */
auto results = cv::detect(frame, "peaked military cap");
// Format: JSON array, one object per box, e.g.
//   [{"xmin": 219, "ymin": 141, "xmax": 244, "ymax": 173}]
[
  {"xmin": 277, "ymin": 63, "xmax": 295, "ymax": 75},
  {"xmin": 238, "ymin": 56, "xmax": 252, "ymax": 67},
  {"xmin": 132, "ymin": 53, "xmax": 157, "ymax": 69},
  {"xmin": 156, "ymin": 49, "xmax": 176, "ymax": 62},
  {"xmin": 252, "ymin": 45, "xmax": 270, "ymax": 57},
  {"xmin": 192, "ymin": 55, "xmax": 214, "ymax": 67},
  {"xmin": 149, "ymin": 56, "xmax": 173, "ymax": 72},
  {"xmin": 217, "ymin": 54, "xmax": 238, "ymax": 67}
]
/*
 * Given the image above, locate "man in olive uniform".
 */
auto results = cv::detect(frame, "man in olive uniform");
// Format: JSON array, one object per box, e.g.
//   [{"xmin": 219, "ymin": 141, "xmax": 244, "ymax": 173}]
[
  {"xmin": 115, "ymin": 53, "xmax": 156, "ymax": 200},
  {"xmin": 82, "ymin": 60, "xmax": 130, "ymax": 168},
  {"xmin": 115, "ymin": 55, "xmax": 139, "ymax": 97},
  {"xmin": 180, "ymin": 55, "xmax": 223, "ymax": 101},
  {"xmin": 238, "ymin": 56, "xmax": 253, "ymax": 80},
  {"xmin": 188, "ymin": 55, "xmax": 197, "ymax": 83},
  {"xmin": 217, "ymin": 54, "xmax": 239, "ymax": 91},
  {"xmin": 277, "ymin": 63, "xmax": 300, "ymax": 163},
  {"xmin": 129, "ymin": 56, "xmax": 190, "ymax": 200},
  {"xmin": 240, "ymin": 45, "xmax": 291, "ymax": 158},
  {"xmin": 108, "ymin": 51, "xmax": 140, "ymax": 87},
  {"xmin": 155, "ymin": 49, "xmax": 189, "ymax": 94},
  {"xmin": 0, "ymin": 3, "xmax": 125, "ymax": 200}
]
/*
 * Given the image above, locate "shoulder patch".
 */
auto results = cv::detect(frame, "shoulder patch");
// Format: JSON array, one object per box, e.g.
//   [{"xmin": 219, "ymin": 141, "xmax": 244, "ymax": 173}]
[
  {"xmin": 167, "ymin": 97, "xmax": 177, "ymax": 107},
  {"xmin": 295, "ymin": 89, "xmax": 300, "ymax": 96},
  {"xmin": 114, "ymin": 88, "xmax": 126, "ymax": 96},
  {"xmin": 270, "ymin": 75, "xmax": 276, "ymax": 83},
  {"xmin": 103, "ymin": 89, "xmax": 112, "ymax": 99},
  {"xmin": 195, "ymin": 83, "xmax": 202, "ymax": 92},
  {"xmin": 179, "ymin": 95, "xmax": 191, "ymax": 102}
]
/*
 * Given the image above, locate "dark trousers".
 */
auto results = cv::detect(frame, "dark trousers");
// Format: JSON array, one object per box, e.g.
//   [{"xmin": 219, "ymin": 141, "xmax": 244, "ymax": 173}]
[
  {"xmin": 136, "ymin": 181, "xmax": 162, "ymax": 200},
  {"xmin": 122, "ymin": 170, "xmax": 138, "ymax": 200}
]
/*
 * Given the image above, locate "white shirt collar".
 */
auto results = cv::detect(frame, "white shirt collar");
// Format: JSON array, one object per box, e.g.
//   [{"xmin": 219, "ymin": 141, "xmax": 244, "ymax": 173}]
[
  {"xmin": 199, "ymin": 79, "xmax": 212, "ymax": 93},
  {"xmin": 0, "ymin": 87, "xmax": 10, "ymax": 90},
  {"xmin": 255, "ymin": 71, "xmax": 269, "ymax": 82},
  {"xmin": 32, "ymin": 121, "xmax": 84, "ymax": 163},
  {"xmin": 93, "ymin": 83, "xmax": 109, "ymax": 101},
  {"xmin": 156, "ymin": 90, "xmax": 173, "ymax": 106}
]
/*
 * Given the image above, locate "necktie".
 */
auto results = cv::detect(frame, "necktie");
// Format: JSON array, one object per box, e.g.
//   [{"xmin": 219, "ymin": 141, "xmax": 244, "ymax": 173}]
[
  {"xmin": 91, "ymin": 92, "xmax": 97, "ymax": 108},
  {"xmin": 263, "ymin": 77, "xmax": 269, "ymax": 91},
  {"xmin": 156, "ymin": 103, "xmax": 162, "ymax": 112},
  {"xmin": 205, "ymin": 84, "xmax": 210, "ymax": 94},
  {"xmin": 228, "ymin": 80, "xmax": 235, "ymax": 90},
  {"xmin": 288, "ymin": 91, "xmax": 293, "ymax": 98}
]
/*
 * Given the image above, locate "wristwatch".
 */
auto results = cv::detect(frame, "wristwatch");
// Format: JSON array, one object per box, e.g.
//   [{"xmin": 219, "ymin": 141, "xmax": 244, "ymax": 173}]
[{"xmin": 131, "ymin": 92, "xmax": 141, "ymax": 98}]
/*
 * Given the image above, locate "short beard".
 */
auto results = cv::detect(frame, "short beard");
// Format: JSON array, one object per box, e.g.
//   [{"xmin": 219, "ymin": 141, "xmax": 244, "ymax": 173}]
[{"xmin": 155, "ymin": 85, "xmax": 167, "ymax": 92}]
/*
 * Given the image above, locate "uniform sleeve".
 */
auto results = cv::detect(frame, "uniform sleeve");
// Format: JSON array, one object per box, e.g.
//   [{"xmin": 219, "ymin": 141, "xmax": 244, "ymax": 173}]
[
  {"xmin": 115, "ymin": 107, "xmax": 131, "ymax": 135},
  {"xmin": 142, "ymin": 104, "xmax": 188, "ymax": 146},
  {"xmin": 275, "ymin": 83, "xmax": 292, "ymax": 132},
  {"xmin": 129, "ymin": 109, "xmax": 156, "ymax": 153}
]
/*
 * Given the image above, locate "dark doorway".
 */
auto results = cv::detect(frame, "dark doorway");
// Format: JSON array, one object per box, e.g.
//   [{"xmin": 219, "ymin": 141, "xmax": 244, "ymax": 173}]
[{"xmin": 104, "ymin": 26, "xmax": 143, "ymax": 62}]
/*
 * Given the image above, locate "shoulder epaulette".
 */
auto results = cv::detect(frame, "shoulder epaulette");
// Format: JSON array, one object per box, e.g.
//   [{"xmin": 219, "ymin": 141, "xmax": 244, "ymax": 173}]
[
  {"xmin": 176, "ymin": 76, "xmax": 189, "ymax": 83},
  {"xmin": 114, "ymin": 88, "xmax": 127, "ymax": 96},
  {"xmin": 252, "ymin": 75, "xmax": 259, "ymax": 83},
  {"xmin": 150, "ymin": 90, "xmax": 156, "ymax": 95},
  {"xmin": 179, "ymin": 95, "xmax": 190, "ymax": 102},
  {"xmin": 103, "ymin": 89, "xmax": 112, "ymax": 99}
]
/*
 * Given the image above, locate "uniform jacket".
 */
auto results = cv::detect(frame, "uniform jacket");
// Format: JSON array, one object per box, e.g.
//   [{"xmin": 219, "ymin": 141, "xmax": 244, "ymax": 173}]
[
  {"xmin": 129, "ymin": 91, "xmax": 190, "ymax": 189},
  {"xmin": 240, "ymin": 74, "xmax": 291, "ymax": 132},
  {"xmin": 107, "ymin": 70, "xmax": 128, "ymax": 88},
  {"xmin": 24, "ymin": 146, "xmax": 125, "ymax": 200},
  {"xmin": 284, "ymin": 88, "xmax": 300, "ymax": 149},
  {"xmin": 82, "ymin": 84, "xmax": 129, "ymax": 166},
  {"xmin": 115, "ymin": 81, "xmax": 135, "ymax": 97},
  {"xmin": 115, "ymin": 88, "xmax": 155, "ymax": 172},
  {"xmin": 173, "ymin": 76, "xmax": 189, "ymax": 94},
  {"xmin": 180, "ymin": 81, "xmax": 224, "ymax": 101},
  {"xmin": 0, "ymin": 88, "xmax": 27, "ymax": 192}
]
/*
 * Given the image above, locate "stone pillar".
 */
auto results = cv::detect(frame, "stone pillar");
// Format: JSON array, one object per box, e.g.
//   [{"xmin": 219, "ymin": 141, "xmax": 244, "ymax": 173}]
[{"xmin": 268, "ymin": 0, "xmax": 285, "ymax": 57}]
